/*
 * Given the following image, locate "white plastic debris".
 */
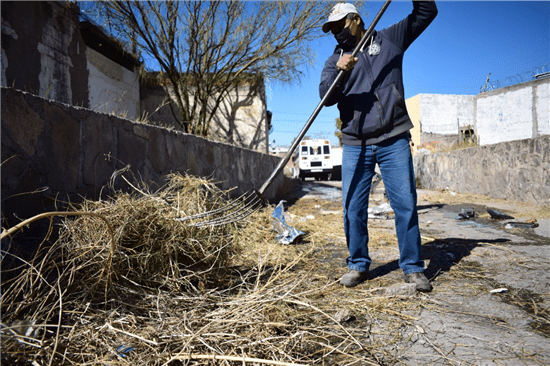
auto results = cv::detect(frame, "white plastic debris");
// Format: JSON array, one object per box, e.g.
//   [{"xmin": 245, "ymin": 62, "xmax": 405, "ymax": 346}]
[
  {"xmin": 271, "ymin": 201, "xmax": 305, "ymax": 245},
  {"xmin": 368, "ymin": 202, "xmax": 393, "ymax": 215},
  {"xmin": 489, "ymin": 288, "xmax": 508, "ymax": 293}
]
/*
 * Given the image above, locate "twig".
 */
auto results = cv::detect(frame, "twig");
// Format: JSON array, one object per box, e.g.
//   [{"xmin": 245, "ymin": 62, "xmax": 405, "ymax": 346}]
[
  {"xmin": 105, "ymin": 323, "xmax": 159, "ymax": 346},
  {"xmin": 170, "ymin": 354, "xmax": 308, "ymax": 366}
]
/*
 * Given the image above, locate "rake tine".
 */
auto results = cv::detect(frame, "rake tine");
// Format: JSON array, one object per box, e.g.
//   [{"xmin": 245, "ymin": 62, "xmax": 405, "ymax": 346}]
[
  {"xmin": 177, "ymin": 190, "xmax": 263, "ymax": 227},
  {"xmin": 190, "ymin": 195, "xmax": 263, "ymax": 227},
  {"xmin": 177, "ymin": 190, "xmax": 257, "ymax": 221},
  {"xmin": 187, "ymin": 194, "xmax": 262, "ymax": 227}
]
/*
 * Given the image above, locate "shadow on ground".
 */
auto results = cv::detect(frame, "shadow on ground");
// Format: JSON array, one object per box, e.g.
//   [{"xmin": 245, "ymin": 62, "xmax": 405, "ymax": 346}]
[{"xmin": 369, "ymin": 237, "xmax": 511, "ymax": 281}]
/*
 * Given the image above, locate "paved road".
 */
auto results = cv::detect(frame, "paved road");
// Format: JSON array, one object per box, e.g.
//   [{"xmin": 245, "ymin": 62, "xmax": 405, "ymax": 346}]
[{"xmin": 288, "ymin": 178, "xmax": 550, "ymax": 364}]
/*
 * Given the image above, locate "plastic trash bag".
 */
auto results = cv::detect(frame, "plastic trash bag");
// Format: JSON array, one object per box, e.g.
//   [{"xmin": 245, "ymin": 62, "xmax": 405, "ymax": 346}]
[{"xmin": 271, "ymin": 201, "xmax": 305, "ymax": 244}]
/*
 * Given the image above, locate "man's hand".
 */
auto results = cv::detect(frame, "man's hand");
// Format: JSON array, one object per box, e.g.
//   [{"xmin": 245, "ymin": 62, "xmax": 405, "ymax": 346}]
[{"xmin": 336, "ymin": 54, "xmax": 358, "ymax": 71}]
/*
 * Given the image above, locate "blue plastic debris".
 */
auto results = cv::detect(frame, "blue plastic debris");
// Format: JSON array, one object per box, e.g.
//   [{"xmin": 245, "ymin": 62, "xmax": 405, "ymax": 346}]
[
  {"xmin": 116, "ymin": 345, "xmax": 135, "ymax": 358},
  {"xmin": 271, "ymin": 201, "xmax": 305, "ymax": 244}
]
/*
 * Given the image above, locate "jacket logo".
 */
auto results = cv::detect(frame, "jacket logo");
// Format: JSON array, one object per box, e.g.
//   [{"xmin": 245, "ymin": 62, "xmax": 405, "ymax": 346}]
[{"xmin": 369, "ymin": 41, "xmax": 380, "ymax": 56}]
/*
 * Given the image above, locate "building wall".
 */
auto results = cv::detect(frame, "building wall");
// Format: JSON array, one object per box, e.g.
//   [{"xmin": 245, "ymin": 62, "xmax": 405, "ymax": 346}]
[
  {"xmin": 406, "ymin": 77, "xmax": 549, "ymax": 148},
  {"xmin": 141, "ymin": 82, "xmax": 269, "ymax": 152},
  {"xmin": 87, "ymin": 47, "xmax": 140, "ymax": 119},
  {"xmin": 475, "ymin": 78, "xmax": 550, "ymax": 145},
  {"xmin": 1, "ymin": 1, "xmax": 89, "ymax": 106},
  {"xmin": 209, "ymin": 83, "xmax": 269, "ymax": 153},
  {"xmin": 413, "ymin": 94, "xmax": 475, "ymax": 135}
]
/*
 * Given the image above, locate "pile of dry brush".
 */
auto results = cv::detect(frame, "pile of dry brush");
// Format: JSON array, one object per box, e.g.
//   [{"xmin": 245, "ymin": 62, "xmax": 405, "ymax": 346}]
[{"xmin": 2, "ymin": 173, "xmax": 398, "ymax": 366}]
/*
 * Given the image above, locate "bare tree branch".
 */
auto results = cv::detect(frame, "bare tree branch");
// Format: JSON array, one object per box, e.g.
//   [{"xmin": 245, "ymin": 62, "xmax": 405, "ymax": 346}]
[{"xmin": 89, "ymin": 1, "xmax": 335, "ymax": 140}]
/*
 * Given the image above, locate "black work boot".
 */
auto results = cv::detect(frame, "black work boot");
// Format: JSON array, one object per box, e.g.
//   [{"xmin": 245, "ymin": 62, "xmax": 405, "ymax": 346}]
[
  {"xmin": 404, "ymin": 272, "xmax": 433, "ymax": 292},
  {"xmin": 339, "ymin": 270, "xmax": 369, "ymax": 287}
]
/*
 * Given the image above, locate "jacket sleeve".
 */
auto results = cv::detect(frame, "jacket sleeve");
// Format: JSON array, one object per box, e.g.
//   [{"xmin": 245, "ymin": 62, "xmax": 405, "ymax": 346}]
[
  {"xmin": 384, "ymin": 1, "xmax": 438, "ymax": 51},
  {"xmin": 319, "ymin": 53, "xmax": 350, "ymax": 106}
]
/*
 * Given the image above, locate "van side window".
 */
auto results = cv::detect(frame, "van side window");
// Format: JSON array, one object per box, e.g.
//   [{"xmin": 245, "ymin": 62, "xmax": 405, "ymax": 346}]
[{"xmin": 323, "ymin": 146, "xmax": 330, "ymax": 154}]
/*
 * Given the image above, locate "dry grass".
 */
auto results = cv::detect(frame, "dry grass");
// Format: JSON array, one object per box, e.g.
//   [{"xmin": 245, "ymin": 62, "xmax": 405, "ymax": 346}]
[{"xmin": 1, "ymin": 172, "xmax": 427, "ymax": 366}]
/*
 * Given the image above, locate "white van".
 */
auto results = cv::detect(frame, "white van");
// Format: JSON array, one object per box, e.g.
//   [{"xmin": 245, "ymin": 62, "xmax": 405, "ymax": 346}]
[{"xmin": 298, "ymin": 139, "xmax": 333, "ymax": 181}]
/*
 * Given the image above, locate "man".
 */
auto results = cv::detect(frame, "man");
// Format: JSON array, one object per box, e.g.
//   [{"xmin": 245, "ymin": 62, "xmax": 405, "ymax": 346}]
[{"xmin": 320, "ymin": 2, "xmax": 438, "ymax": 291}]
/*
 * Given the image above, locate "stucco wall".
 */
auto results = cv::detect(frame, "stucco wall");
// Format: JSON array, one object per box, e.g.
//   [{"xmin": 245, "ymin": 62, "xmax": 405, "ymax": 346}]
[
  {"xmin": 209, "ymin": 83, "xmax": 269, "ymax": 152},
  {"xmin": 87, "ymin": 47, "xmax": 140, "ymax": 119},
  {"xmin": 405, "ymin": 94, "xmax": 421, "ymax": 150},
  {"xmin": 407, "ymin": 78, "xmax": 550, "ymax": 148},
  {"xmin": 1, "ymin": 87, "xmax": 286, "ymax": 227},
  {"xmin": 413, "ymin": 94, "xmax": 475, "ymax": 135},
  {"xmin": 141, "ymin": 81, "xmax": 269, "ymax": 153},
  {"xmin": 414, "ymin": 135, "xmax": 550, "ymax": 205},
  {"xmin": 475, "ymin": 78, "xmax": 550, "ymax": 145}
]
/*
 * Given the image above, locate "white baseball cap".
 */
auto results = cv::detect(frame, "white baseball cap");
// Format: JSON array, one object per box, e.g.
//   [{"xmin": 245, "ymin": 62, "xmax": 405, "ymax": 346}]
[{"xmin": 322, "ymin": 3, "xmax": 359, "ymax": 33}]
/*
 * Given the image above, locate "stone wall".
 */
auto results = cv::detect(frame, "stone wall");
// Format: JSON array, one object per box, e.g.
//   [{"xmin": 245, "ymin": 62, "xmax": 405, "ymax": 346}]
[
  {"xmin": 1, "ymin": 87, "xmax": 286, "ymax": 226},
  {"xmin": 414, "ymin": 135, "xmax": 550, "ymax": 205}
]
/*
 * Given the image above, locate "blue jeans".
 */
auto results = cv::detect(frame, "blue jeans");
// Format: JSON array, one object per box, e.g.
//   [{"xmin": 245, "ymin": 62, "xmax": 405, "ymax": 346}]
[{"xmin": 341, "ymin": 134, "xmax": 424, "ymax": 275}]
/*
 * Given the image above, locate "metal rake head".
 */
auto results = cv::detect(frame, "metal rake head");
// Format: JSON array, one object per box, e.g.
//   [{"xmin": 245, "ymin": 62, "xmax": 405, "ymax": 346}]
[{"xmin": 176, "ymin": 190, "xmax": 264, "ymax": 227}]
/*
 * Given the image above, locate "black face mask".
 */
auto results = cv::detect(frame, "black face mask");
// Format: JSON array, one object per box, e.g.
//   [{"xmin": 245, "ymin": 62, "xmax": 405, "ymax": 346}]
[{"xmin": 334, "ymin": 27, "xmax": 357, "ymax": 49}]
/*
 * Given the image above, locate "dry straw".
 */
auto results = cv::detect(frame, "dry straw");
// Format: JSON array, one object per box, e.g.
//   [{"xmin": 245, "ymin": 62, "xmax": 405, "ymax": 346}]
[{"xmin": 1, "ymin": 172, "xmax": 394, "ymax": 365}]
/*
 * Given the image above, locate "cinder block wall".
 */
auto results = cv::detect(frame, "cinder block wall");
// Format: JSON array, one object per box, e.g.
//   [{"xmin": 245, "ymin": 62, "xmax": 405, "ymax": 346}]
[
  {"xmin": 414, "ymin": 135, "xmax": 550, "ymax": 205},
  {"xmin": 1, "ymin": 87, "xmax": 286, "ymax": 225}
]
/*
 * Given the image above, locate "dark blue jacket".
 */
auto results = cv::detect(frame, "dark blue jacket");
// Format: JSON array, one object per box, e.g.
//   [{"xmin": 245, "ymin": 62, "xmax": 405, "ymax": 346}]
[{"xmin": 319, "ymin": 1, "xmax": 437, "ymax": 146}]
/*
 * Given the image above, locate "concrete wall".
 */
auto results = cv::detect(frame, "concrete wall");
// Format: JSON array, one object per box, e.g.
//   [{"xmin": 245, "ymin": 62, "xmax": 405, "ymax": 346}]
[
  {"xmin": 475, "ymin": 78, "xmax": 550, "ymax": 146},
  {"xmin": 1, "ymin": 87, "xmax": 286, "ymax": 226},
  {"xmin": 406, "ymin": 78, "xmax": 549, "ymax": 148},
  {"xmin": 414, "ymin": 135, "xmax": 550, "ymax": 205},
  {"xmin": 209, "ymin": 83, "xmax": 269, "ymax": 153},
  {"xmin": 86, "ymin": 48, "xmax": 140, "ymax": 120},
  {"xmin": 141, "ymin": 81, "xmax": 269, "ymax": 153},
  {"xmin": 413, "ymin": 94, "xmax": 475, "ymax": 135}
]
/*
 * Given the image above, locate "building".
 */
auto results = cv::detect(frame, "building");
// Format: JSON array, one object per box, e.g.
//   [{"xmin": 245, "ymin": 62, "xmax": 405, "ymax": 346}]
[
  {"xmin": 406, "ymin": 76, "xmax": 549, "ymax": 151},
  {"xmin": 1, "ymin": 1, "xmax": 270, "ymax": 152}
]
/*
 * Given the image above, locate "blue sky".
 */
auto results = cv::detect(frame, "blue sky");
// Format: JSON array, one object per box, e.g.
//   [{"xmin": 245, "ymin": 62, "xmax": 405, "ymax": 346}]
[{"xmin": 267, "ymin": 1, "xmax": 549, "ymax": 147}]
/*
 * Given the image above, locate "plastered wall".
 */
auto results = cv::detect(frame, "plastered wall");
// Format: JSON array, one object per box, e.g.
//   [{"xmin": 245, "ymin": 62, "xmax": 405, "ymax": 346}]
[
  {"xmin": 87, "ymin": 48, "xmax": 140, "ymax": 119},
  {"xmin": 475, "ymin": 78, "xmax": 550, "ymax": 145},
  {"xmin": 406, "ymin": 77, "xmax": 549, "ymax": 147}
]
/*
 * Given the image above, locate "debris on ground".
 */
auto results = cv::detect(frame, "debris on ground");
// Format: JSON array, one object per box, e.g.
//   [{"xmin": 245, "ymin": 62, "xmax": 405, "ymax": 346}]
[
  {"xmin": 487, "ymin": 208, "xmax": 515, "ymax": 220},
  {"xmin": 505, "ymin": 220, "xmax": 540, "ymax": 229},
  {"xmin": 271, "ymin": 200, "xmax": 305, "ymax": 244},
  {"xmin": 368, "ymin": 202, "xmax": 393, "ymax": 218}
]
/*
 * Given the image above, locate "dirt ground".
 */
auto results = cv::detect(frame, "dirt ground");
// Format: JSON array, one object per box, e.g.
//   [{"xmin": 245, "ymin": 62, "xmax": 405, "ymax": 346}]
[{"xmin": 281, "ymin": 179, "xmax": 550, "ymax": 365}]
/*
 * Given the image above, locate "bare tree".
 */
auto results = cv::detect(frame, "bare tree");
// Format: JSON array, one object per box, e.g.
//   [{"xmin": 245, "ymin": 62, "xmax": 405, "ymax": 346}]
[{"xmin": 91, "ymin": 1, "xmax": 335, "ymax": 138}]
